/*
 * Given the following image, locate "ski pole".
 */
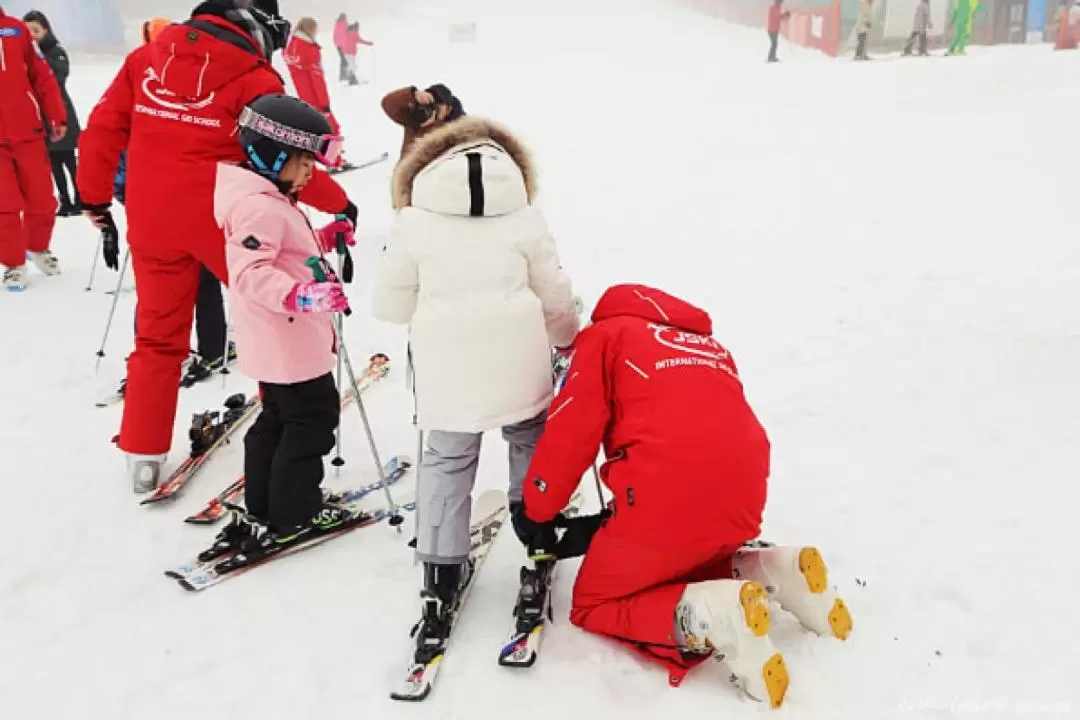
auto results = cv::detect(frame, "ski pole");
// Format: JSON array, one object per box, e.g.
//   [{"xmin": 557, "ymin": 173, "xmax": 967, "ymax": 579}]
[
  {"xmin": 94, "ymin": 248, "xmax": 131, "ymax": 374},
  {"xmin": 220, "ymin": 290, "xmax": 232, "ymax": 390},
  {"xmin": 84, "ymin": 232, "xmax": 103, "ymax": 292},
  {"xmin": 330, "ymin": 250, "xmax": 346, "ymax": 473},
  {"xmin": 308, "ymin": 254, "xmax": 403, "ymax": 528},
  {"xmin": 591, "ymin": 462, "xmax": 606, "ymax": 508},
  {"xmin": 339, "ymin": 334, "xmax": 404, "ymax": 529}
]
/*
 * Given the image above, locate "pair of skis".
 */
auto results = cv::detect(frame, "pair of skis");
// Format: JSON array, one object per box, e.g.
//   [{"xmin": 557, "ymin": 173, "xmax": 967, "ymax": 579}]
[
  {"xmin": 166, "ymin": 454, "xmax": 415, "ymax": 592},
  {"xmin": 182, "ymin": 354, "xmax": 391, "ymax": 524},
  {"xmin": 391, "ymin": 490, "xmax": 583, "ymax": 701}
]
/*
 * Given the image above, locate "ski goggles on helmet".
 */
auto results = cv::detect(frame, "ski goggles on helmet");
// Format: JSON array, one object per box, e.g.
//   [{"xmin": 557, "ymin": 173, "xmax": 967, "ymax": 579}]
[{"xmin": 238, "ymin": 106, "xmax": 345, "ymax": 168}]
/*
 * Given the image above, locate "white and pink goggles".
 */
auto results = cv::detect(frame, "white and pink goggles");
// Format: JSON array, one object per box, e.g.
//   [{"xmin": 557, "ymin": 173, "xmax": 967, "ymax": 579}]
[{"xmin": 239, "ymin": 106, "xmax": 344, "ymax": 168}]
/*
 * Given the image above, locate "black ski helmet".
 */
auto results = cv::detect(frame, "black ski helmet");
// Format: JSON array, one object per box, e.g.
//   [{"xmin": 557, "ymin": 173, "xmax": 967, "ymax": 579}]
[{"xmin": 238, "ymin": 94, "xmax": 334, "ymax": 181}]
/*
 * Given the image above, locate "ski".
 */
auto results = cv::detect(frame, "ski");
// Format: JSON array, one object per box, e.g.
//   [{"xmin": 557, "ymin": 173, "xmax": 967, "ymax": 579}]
[
  {"xmin": 391, "ymin": 490, "xmax": 509, "ymax": 702},
  {"xmin": 329, "ymin": 151, "xmax": 389, "ymax": 175},
  {"xmin": 140, "ymin": 394, "xmax": 260, "ymax": 506},
  {"xmin": 183, "ymin": 354, "xmax": 391, "ymax": 524},
  {"xmin": 168, "ymin": 455, "xmax": 412, "ymax": 578},
  {"xmin": 497, "ymin": 491, "xmax": 584, "ymax": 668},
  {"xmin": 170, "ymin": 498, "xmax": 418, "ymax": 593},
  {"xmin": 94, "ymin": 353, "xmax": 236, "ymax": 408}
]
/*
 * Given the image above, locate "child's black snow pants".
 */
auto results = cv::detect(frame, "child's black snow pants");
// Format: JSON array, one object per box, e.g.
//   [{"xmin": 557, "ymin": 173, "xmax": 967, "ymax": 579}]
[{"xmin": 244, "ymin": 373, "xmax": 339, "ymax": 530}]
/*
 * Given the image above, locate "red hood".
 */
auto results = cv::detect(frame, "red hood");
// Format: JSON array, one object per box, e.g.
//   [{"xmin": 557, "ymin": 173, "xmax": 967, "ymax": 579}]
[
  {"xmin": 149, "ymin": 17, "xmax": 265, "ymax": 102},
  {"xmin": 591, "ymin": 284, "xmax": 713, "ymax": 335}
]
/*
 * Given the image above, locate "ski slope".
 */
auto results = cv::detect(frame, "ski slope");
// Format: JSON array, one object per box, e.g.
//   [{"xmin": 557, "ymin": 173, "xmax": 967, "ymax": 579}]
[{"xmin": 3, "ymin": 0, "xmax": 1080, "ymax": 717}]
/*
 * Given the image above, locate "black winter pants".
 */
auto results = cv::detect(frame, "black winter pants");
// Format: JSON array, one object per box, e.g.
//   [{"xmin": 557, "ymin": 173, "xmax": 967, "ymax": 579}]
[
  {"xmin": 244, "ymin": 373, "xmax": 340, "ymax": 530},
  {"xmin": 767, "ymin": 31, "xmax": 779, "ymax": 62},
  {"xmin": 336, "ymin": 46, "xmax": 348, "ymax": 82},
  {"xmin": 50, "ymin": 150, "xmax": 79, "ymax": 207}
]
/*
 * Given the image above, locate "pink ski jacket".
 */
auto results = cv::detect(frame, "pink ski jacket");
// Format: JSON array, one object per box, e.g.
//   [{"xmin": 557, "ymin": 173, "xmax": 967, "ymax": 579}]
[{"xmin": 214, "ymin": 162, "xmax": 338, "ymax": 385}]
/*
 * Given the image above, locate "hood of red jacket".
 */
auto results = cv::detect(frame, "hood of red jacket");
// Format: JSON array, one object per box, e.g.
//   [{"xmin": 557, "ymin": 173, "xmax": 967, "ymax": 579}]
[
  {"xmin": 149, "ymin": 16, "xmax": 265, "ymax": 102},
  {"xmin": 591, "ymin": 284, "xmax": 713, "ymax": 335}
]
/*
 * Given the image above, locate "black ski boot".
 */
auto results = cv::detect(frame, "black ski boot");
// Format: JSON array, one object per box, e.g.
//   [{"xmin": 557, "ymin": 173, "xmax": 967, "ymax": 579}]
[
  {"xmin": 188, "ymin": 393, "xmax": 246, "ymax": 457},
  {"xmin": 213, "ymin": 503, "xmax": 361, "ymax": 574},
  {"xmin": 197, "ymin": 505, "xmax": 267, "ymax": 563},
  {"xmin": 181, "ymin": 342, "xmax": 237, "ymax": 388},
  {"xmin": 411, "ymin": 563, "xmax": 466, "ymax": 664}
]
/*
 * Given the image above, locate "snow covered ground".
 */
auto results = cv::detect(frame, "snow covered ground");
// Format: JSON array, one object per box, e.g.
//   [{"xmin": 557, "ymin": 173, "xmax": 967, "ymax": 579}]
[{"xmin": 3, "ymin": 0, "xmax": 1080, "ymax": 717}]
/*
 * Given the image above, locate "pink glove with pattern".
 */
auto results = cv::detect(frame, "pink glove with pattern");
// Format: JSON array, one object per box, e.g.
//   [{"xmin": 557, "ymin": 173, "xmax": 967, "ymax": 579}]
[
  {"xmin": 316, "ymin": 219, "xmax": 356, "ymax": 254},
  {"xmin": 283, "ymin": 280, "xmax": 350, "ymax": 313}
]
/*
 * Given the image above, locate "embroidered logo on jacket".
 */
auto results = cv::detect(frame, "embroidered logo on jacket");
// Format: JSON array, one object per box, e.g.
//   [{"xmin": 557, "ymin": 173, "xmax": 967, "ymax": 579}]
[
  {"xmin": 646, "ymin": 323, "xmax": 739, "ymax": 379},
  {"xmin": 134, "ymin": 67, "xmax": 221, "ymax": 128}
]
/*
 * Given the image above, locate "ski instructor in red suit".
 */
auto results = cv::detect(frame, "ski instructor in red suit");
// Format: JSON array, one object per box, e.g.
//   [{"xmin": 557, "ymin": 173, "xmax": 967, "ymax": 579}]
[
  {"xmin": 77, "ymin": 0, "xmax": 357, "ymax": 492},
  {"xmin": 284, "ymin": 17, "xmax": 341, "ymax": 135},
  {"xmin": 0, "ymin": 6, "xmax": 67, "ymax": 291}
]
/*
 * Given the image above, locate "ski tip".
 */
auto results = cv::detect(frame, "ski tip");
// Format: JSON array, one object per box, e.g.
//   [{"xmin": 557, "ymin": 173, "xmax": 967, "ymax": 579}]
[
  {"xmin": 389, "ymin": 685, "xmax": 431, "ymax": 702},
  {"xmin": 178, "ymin": 578, "xmax": 198, "ymax": 592}
]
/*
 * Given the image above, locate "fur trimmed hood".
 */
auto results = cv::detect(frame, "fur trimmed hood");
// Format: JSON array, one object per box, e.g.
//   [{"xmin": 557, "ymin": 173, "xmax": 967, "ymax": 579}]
[{"xmin": 391, "ymin": 117, "xmax": 537, "ymax": 217}]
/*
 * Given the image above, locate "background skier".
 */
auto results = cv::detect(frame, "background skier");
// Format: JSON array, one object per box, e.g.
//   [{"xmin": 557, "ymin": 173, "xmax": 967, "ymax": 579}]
[
  {"xmin": 947, "ymin": 0, "xmax": 980, "ymax": 55},
  {"xmin": 903, "ymin": 0, "xmax": 932, "ymax": 56},
  {"xmin": 76, "ymin": 0, "xmax": 356, "ymax": 492},
  {"xmin": 854, "ymin": 0, "xmax": 874, "ymax": 60},
  {"xmin": 381, "ymin": 83, "xmax": 465, "ymax": 158},
  {"xmin": 22, "ymin": 11, "xmax": 82, "ymax": 217},
  {"xmin": 341, "ymin": 21, "xmax": 373, "ymax": 86},
  {"xmin": 516, "ymin": 284, "xmax": 853, "ymax": 708},
  {"xmin": 332, "ymin": 12, "xmax": 349, "ymax": 82},
  {"xmin": 0, "ymin": 5, "xmax": 67, "ymax": 290},
  {"xmin": 372, "ymin": 117, "xmax": 580, "ymax": 664},
  {"xmin": 766, "ymin": 0, "xmax": 790, "ymax": 63},
  {"xmin": 284, "ymin": 18, "xmax": 340, "ymax": 136}
]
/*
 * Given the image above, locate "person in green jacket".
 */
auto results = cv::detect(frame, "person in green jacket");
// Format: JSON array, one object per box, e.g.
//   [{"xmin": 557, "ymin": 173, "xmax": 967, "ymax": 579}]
[{"xmin": 947, "ymin": 0, "xmax": 980, "ymax": 55}]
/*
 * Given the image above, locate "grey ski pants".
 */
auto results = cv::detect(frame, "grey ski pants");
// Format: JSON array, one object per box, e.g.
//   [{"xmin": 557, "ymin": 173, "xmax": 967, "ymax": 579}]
[{"xmin": 416, "ymin": 411, "xmax": 545, "ymax": 565}]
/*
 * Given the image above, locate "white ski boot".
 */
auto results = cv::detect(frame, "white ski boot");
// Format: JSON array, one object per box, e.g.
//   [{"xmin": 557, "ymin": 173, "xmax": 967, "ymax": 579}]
[
  {"xmin": 3, "ymin": 265, "xmax": 27, "ymax": 291},
  {"xmin": 126, "ymin": 453, "xmax": 167, "ymax": 494},
  {"xmin": 27, "ymin": 250, "xmax": 61, "ymax": 276},
  {"xmin": 732, "ymin": 544, "xmax": 853, "ymax": 641},
  {"xmin": 676, "ymin": 579, "xmax": 789, "ymax": 708}
]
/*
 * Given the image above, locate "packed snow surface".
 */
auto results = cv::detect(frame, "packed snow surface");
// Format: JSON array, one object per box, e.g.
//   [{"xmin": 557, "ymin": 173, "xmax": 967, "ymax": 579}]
[{"xmin": 2, "ymin": 0, "xmax": 1079, "ymax": 718}]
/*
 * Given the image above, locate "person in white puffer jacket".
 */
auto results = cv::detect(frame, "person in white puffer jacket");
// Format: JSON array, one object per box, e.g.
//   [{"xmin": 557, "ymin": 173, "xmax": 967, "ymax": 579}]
[{"xmin": 373, "ymin": 116, "xmax": 580, "ymax": 651}]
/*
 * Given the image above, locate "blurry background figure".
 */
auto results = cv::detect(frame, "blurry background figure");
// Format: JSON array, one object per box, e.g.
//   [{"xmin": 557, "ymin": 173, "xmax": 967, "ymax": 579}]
[
  {"xmin": 24, "ymin": 10, "xmax": 82, "ymax": 217},
  {"xmin": 333, "ymin": 12, "xmax": 349, "ymax": 82},
  {"xmin": 342, "ymin": 21, "xmax": 373, "ymax": 86},
  {"xmin": 854, "ymin": 0, "xmax": 873, "ymax": 60},
  {"xmin": 766, "ymin": 0, "xmax": 790, "ymax": 63},
  {"xmin": 1055, "ymin": 0, "xmax": 1080, "ymax": 49},
  {"xmin": 902, "ymin": 0, "xmax": 932, "ymax": 56}
]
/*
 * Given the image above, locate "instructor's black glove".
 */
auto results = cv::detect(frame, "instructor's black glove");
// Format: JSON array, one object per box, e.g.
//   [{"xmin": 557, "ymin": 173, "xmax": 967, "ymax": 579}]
[
  {"xmin": 510, "ymin": 502, "xmax": 559, "ymax": 558},
  {"xmin": 338, "ymin": 200, "xmax": 358, "ymax": 228},
  {"xmin": 83, "ymin": 203, "xmax": 120, "ymax": 271},
  {"xmin": 552, "ymin": 511, "xmax": 610, "ymax": 559}
]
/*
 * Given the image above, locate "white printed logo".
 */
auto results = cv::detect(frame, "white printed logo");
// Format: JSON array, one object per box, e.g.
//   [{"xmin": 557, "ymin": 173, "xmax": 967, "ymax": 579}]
[
  {"xmin": 647, "ymin": 323, "xmax": 729, "ymax": 361},
  {"xmin": 141, "ymin": 66, "xmax": 215, "ymax": 111}
]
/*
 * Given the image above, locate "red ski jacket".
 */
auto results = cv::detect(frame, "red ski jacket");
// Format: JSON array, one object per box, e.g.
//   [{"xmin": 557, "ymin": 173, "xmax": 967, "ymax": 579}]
[
  {"xmin": 524, "ymin": 284, "xmax": 770, "ymax": 549},
  {"xmin": 0, "ymin": 9, "xmax": 67, "ymax": 144},
  {"xmin": 78, "ymin": 14, "xmax": 346, "ymax": 246},
  {"xmin": 284, "ymin": 33, "xmax": 330, "ymax": 112}
]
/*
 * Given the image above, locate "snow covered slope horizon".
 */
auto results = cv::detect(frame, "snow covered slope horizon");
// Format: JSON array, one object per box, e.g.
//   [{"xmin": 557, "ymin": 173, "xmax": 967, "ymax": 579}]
[{"xmin": 3, "ymin": 0, "xmax": 1079, "ymax": 718}]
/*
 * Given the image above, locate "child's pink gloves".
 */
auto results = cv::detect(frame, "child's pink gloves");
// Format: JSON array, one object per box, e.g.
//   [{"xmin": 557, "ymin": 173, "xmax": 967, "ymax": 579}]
[
  {"xmin": 284, "ymin": 279, "xmax": 350, "ymax": 313},
  {"xmin": 316, "ymin": 219, "xmax": 356, "ymax": 254}
]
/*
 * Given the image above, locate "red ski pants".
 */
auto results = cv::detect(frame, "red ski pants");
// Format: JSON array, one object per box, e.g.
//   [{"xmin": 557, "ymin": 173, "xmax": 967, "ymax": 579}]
[
  {"xmin": 0, "ymin": 139, "xmax": 57, "ymax": 268},
  {"xmin": 570, "ymin": 528, "xmax": 743, "ymax": 685},
  {"xmin": 119, "ymin": 237, "xmax": 227, "ymax": 455}
]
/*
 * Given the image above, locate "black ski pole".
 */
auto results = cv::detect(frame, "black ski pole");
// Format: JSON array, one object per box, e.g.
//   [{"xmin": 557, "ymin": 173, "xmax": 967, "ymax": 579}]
[{"xmin": 94, "ymin": 248, "xmax": 131, "ymax": 374}]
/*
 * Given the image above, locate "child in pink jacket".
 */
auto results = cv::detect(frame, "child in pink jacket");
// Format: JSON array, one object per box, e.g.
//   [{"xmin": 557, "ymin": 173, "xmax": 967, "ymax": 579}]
[{"xmin": 212, "ymin": 93, "xmax": 359, "ymax": 555}]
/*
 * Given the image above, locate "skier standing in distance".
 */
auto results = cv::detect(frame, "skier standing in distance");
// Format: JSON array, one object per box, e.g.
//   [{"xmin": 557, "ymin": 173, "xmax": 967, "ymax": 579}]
[
  {"xmin": 22, "ymin": 11, "xmax": 82, "ymax": 217},
  {"xmin": 516, "ymin": 284, "xmax": 853, "ymax": 708},
  {"xmin": 902, "ymin": 0, "xmax": 932, "ymax": 56},
  {"xmin": 0, "ymin": 4, "xmax": 68, "ymax": 291},
  {"xmin": 77, "ymin": 0, "xmax": 357, "ymax": 493},
  {"xmin": 765, "ymin": 0, "xmax": 790, "ymax": 63},
  {"xmin": 212, "ymin": 93, "xmax": 360, "ymax": 552},
  {"xmin": 341, "ymin": 21, "xmax": 373, "ymax": 86},
  {"xmin": 332, "ymin": 12, "xmax": 349, "ymax": 82},
  {"xmin": 381, "ymin": 83, "xmax": 466, "ymax": 158},
  {"xmin": 372, "ymin": 117, "xmax": 580, "ymax": 664}
]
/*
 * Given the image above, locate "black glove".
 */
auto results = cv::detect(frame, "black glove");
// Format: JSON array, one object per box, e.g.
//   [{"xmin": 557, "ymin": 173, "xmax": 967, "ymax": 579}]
[
  {"xmin": 84, "ymin": 203, "xmax": 120, "ymax": 271},
  {"xmin": 510, "ymin": 502, "xmax": 559, "ymax": 558},
  {"xmin": 338, "ymin": 200, "xmax": 358, "ymax": 228},
  {"xmin": 552, "ymin": 510, "xmax": 610, "ymax": 559}
]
